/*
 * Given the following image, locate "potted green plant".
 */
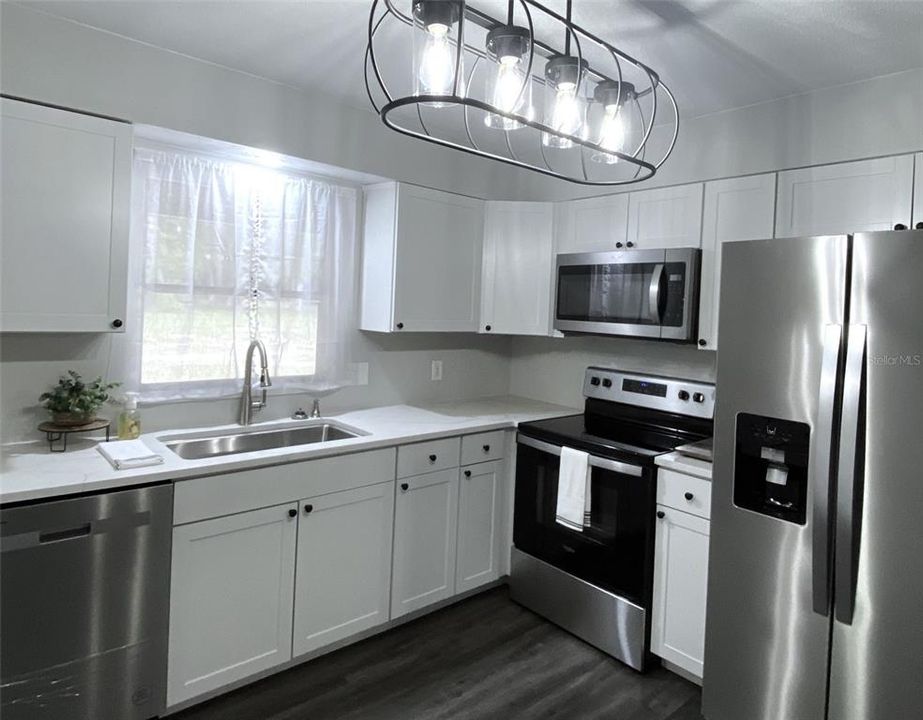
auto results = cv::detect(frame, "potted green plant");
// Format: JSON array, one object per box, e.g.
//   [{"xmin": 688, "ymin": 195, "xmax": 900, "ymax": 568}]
[{"xmin": 39, "ymin": 371, "xmax": 121, "ymax": 426}]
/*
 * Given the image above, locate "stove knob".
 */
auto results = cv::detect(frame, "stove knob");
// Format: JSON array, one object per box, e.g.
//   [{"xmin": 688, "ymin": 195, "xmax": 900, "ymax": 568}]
[
  {"xmin": 693, "ymin": 392, "xmax": 705, "ymax": 403},
  {"xmin": 602, "ymin": 378, "xmax": 612, "ymax": 388},
  {"xmin": 590, "ymin": 376, "xmax": 601, "ymax": 386},
  {"xmin": 678, "ymin": 390, "xmax": 690, "ymax": 401}
]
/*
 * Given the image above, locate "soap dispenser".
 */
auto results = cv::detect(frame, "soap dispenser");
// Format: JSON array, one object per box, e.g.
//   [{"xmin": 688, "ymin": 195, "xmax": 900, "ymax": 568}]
[{"xmin": 117, "ymin": 392, "xmax": 142, "ymax": 440}]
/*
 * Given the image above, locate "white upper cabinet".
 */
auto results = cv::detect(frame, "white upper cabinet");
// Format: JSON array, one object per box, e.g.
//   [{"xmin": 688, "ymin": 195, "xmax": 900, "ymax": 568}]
[
  {"xmin": 627, "ymin": 183, "xmax": 704, "ymax": 249},
  {"xmin": 168, "ymin": 504, "xmax": 297, "ymax": 707},
  {"xmin": 555, "ymin": 194, "xmax": 630, "ymax": 254},
  {"xmin": 391, "ymin": 468, "xmax": 459, "ymax": 619},
  {"xmin": 775, "ymin": 155, "xmax": 914, "ymax": 237},
  {"xmin": 1, "ymin": 98, "xmax": 131, "ymax": 332},
  {"xmin": 292, "ymin": 483, "xmax": 394, "ymax": 658},
  {"xmin": 914, "ymin": 153, "xmax": 923, "ymax": 230},
  {"xmin": 698, "ymin": 174, "xmax": 776, "ymax": 351},
  {"xmin": 480, "ymin": 201, "xmax": 555, "ymax": 336},
  {"xmin": 361, "ymin": 182, "xmax": 484, "ymax": 333}
]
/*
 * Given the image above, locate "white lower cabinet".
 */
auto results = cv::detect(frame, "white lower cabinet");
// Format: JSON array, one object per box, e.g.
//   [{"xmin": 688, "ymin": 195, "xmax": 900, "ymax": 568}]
[
  {"xmin": 456, "ymin": 460, "xmax": 503, "ymax": 594},
  {"xmin": 391, "ymin": 468, "xmax": 459, "ymax": 619},
  {"xmin": 292, "ymin": 482, "xmax": 394, "ymax": 657},
  {"xmin": 168, "ymin": 503, "xmax": 298, "ymax": 706},
  {"xmin": 651, "ymin": 505, "xmax": 710, "ymax": 683}
]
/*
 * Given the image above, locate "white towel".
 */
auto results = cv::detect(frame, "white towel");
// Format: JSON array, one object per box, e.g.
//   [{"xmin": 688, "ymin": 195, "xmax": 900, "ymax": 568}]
[
  {"xmin": 556, "ymin": 446, "xmax": 592, "ymax": 532},
  {"xmin": 97, "ymin": 440, "xmax": 164, "ymax": 470}
]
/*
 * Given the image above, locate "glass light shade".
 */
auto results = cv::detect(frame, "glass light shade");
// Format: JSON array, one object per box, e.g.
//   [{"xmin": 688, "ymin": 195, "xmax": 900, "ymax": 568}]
[
  {"xmin": 542, "ymin": 56, "xmax": 587, "ymax": 148},
  {"xmin": 412, "ymin": 1, "xmax": 463, "ymax": 108},
  {"xmin": 592, "ymin": 104, "xmax": 629, "ymax": 164},
  {"xmin": 484, "ymin": 55, "xmax": 533, "ymax": 130}
]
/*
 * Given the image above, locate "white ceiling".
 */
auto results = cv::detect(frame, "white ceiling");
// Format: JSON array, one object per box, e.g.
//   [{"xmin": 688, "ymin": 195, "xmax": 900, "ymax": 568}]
[{"xmin": 19, "ymin": 0, "xmax": 923, "ymax": 120}]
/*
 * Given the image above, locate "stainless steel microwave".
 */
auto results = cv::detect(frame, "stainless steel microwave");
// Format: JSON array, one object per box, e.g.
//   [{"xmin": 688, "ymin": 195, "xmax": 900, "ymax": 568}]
[{"xmin": 554, "ymin": 248, "xmax": 701, "ymax": 341}]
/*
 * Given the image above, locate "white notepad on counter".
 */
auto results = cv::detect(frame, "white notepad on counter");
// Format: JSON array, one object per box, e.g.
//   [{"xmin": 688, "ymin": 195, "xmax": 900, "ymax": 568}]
[
  {"xmin": 97, "ymin": 440, "xmax": 164, "ymax": 470},
  {"xmin": 556, "ymin": 446, "xmax": 592, "ymax": 532}
]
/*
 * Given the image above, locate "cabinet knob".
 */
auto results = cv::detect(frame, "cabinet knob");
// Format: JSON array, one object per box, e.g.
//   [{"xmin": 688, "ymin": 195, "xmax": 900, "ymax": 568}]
[
  {"xmin": 626, "ymin": 241, "xmax": 635, "ymax": 248},
  {"xmin": 111, "ymin": 318, "xmax": 123, "ymax": 328},
  {"xmin": 656, "ymin": 510, "xmax": 666, "ymax": 519},
  {"xmin": 304, "ymin": 504, "xmax": 313, "ymax": 514},
  {"xmin": 894, "ymin": 223, "xmax": 908, "ymax": 231},
  {"xmin": 464, "ymin": 470, "xmax": 472, "ymax": 477},
  {"xmin": 485, "ymin": 325, "xmax": 492, "ymax": 331},
  {"xmin": 288, "ymin": 508, "xmax": 297, "ymax": 518},
  {"xmin": 396, "ymin": 322, "xmax": 404, "ymax": 330},
  {"xmin": 916, "ymin": 222, "xmax": 923, "ymax": 230},
  {"xmin": 615, "ymin": 242, "xmax": 624, "ymax": 248},
  {"xmin": 698, "ymin": 339, "xmax": 707, "ymax": 347},
  {"xmin": 684, "ymin": 491, "xmax": 694, "ymax": 501},
  {"xmin": 429, "ymin": 454, "xmax": 437, "ymax": 462},
  {"xmin": 483, "ymin": 444, "xmax": 490, "ymax": 452},
  {"xmin": 400, "ymin": 483, "xmax": 409, "ymax": 492}
]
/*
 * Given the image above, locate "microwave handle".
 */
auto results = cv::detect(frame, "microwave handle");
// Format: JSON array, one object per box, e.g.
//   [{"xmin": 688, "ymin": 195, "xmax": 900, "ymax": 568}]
[{"xmin": 648, "ymin": 263, "xmax": 665, "ymax": 323}]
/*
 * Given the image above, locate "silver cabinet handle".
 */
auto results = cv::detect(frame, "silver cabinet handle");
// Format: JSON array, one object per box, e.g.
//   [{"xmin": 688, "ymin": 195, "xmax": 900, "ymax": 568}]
[
  {"xmin": 647, "ymin": 263, "xmax": 665, "ymax": 323},
  {"xmin": 812, "ymin": 323, "xmax": 842, "ymax": 616},
  {"xmin": 835, "ymin": 324, "xmax": 866, "ymax": 625},
  {"xmin": 517, "ymin": 434, "xmax": 643, "ymax": 478}
]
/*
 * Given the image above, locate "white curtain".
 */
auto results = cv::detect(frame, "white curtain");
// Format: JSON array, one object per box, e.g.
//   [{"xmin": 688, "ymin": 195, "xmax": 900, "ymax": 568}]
[{"xmin": 112, "ymin": 147, "xmax": 357, "ymax": 402}]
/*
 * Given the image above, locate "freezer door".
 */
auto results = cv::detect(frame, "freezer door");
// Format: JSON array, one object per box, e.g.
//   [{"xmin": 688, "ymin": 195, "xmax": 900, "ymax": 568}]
[
  {"xmin": 703, "ymin": 235, "xmax": 848, "ymax": 720},
  {"xmin": 827, "ymin": 230, "xmax": 923, "ymax": 719}
]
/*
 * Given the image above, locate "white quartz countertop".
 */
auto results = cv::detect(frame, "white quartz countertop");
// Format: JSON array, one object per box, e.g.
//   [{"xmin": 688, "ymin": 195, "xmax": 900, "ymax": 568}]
[
  {"xmin": 1, "ymin": 396, "xmax": 578, "ymax": 504},
  {"xmin": 655, "ymin": 450, "xmax": 713, "ymax": 480}
]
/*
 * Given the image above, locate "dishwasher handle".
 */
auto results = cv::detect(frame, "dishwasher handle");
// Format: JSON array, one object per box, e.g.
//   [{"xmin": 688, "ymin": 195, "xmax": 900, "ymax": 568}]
[
  {"xmin": 39, "ymin": 523, "xmax": 92, "ymax": 544},
  {"xmin": 1, "ymin": 510, "xmax": 151, "ymax": 552}
]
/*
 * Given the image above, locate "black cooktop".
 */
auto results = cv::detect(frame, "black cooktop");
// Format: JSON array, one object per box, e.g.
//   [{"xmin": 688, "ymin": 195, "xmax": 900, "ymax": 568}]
[{"xmin": 519, "ymin": 399, "xmax": 713, "ymax": 465}]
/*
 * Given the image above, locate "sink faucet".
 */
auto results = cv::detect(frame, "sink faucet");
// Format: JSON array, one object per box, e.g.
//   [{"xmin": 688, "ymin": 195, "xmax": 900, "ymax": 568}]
[
  {"xmin": 310, "ymin": 398, "xmax": 321, "ymax": 418},
  {"xmin": 239, "ymin": 339, "xmax": 272, "ymax": 425}
]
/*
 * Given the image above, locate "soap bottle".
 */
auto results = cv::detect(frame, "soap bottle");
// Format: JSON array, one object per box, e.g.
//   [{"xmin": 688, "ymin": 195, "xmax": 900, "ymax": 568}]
[{"xmin": 117, "ymin": 392, "xmax": 142, "ymax": 440}]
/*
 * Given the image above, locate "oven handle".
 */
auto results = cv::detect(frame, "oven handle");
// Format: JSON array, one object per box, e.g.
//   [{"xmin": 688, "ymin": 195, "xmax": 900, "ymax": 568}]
[
  {"xmin": 648, "ymin": 263, "xmax": 665, "ymax": 323},
  {"xmin": 517, "ymin": 435, "xmax": 644, "ymax": 478}
]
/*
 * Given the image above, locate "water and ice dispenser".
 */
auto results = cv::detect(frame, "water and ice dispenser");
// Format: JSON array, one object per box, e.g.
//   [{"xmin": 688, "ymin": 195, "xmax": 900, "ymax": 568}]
[{"xmin": 734, "ymin": 413, "xmax": 811, "ymax": 524}]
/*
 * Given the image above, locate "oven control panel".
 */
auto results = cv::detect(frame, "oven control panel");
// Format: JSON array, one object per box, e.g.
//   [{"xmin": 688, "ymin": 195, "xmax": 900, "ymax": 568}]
[{"xmin": 583, "ymin": 367, "xmax": 715, "ymax": 419}]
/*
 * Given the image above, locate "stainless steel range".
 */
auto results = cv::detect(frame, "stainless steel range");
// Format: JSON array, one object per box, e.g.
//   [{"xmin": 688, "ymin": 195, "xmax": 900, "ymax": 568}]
[{"xmin": 511, "ymin": 367, "xmax": 714, "ymax": 671}]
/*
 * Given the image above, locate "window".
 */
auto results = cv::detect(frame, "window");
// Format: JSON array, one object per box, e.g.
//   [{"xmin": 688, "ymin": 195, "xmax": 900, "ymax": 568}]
[{"xmin": 120, "ymin": 146, "xmax": 357, "ymax": 401}]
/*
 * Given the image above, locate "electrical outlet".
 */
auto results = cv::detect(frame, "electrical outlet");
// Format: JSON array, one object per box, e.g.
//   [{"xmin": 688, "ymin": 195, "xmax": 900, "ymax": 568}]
[{"xmin": 431, "ymin": 360, "xmax": 443, "ymax": 381}]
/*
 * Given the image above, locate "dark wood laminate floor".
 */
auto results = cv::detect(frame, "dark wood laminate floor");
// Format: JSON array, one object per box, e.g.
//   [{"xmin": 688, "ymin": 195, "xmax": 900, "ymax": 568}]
[{"xmin": 173, "ymin": 587, "xmax": 703, "ymax": 720}]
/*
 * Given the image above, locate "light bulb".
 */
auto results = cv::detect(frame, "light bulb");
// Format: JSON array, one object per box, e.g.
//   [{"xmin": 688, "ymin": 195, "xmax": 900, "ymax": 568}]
[
  {"xmin": 485, "ymin": 55, "xmax": 529, "ymax": 129},
  {"xmin": 418, "ymin": 23, "xmax": 454, "ymax": 96},
  {"xmin": 592, "ymin": 104, "xmax": 628, "ymax": 164},
  {"xmin": 546, "ymin": 82, "xmax": 582, "ymax": 147}
]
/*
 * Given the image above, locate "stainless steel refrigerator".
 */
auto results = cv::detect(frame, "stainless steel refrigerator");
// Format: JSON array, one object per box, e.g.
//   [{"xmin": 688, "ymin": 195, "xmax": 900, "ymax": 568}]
[{"xmin": 703, "ymin": 230, "xmax": 923, "ymax": 720}]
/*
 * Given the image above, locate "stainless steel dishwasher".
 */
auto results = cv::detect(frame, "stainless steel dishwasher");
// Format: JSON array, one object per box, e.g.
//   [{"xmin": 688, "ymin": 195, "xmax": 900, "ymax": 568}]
[{"xmin": 1, "ymin": 483, "xmax": 172, "ymax": 720}]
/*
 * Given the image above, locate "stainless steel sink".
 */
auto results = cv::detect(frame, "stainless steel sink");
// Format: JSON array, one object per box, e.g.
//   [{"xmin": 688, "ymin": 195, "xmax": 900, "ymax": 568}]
[{"xmin": 163, "ymin": 422, "xmax": 362, "ymax": 460}]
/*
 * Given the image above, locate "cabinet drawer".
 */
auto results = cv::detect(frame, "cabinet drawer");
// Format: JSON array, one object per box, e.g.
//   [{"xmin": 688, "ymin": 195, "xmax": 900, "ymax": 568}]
[
  {"xmin": 397, "ymin": 437, "xmax": 461, "ymax": 478},
  {"xmin": 657, "ymin": 468, "xmax": 712, "ymax": 519},
  {"xmin": 460, "ymin": 431, "xmax": 506, "ymax": 466}
]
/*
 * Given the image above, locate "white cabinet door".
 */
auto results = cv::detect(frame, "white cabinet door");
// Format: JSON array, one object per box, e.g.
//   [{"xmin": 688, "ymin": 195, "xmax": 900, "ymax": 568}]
[
  {"xmin": 775, "ymin": 155, "xmax": 914, "ymax": 237},
  {"xmin": 698, "ymin": 174, "xmax": 776, "ymax": 350},
  {"xmin": 456, "ymin": 460, "xmax": 502, "ymax": 594},
  {"xmin": 391, "ymin": 468, "xmax": 459, "ymax": 619},
  {"xmin": 480, "ymin": 201, "xmax": 555, "ymax": 336},
  {"xmin": 292, "ymin": 482, "xmax": 394, "ymax": 657},
  {"xmin": 168, "ymin": 504, "xmax": 297, "ymax": 706},
  {"xmin": 1, "ymin": 98, "xmax": 131, "ymax": 332},
  {"xmin": 914, "ymin": 153, "xmax": 923, "ymax": 229},
  {"xmin": 627, "ymin": 183, "xmax": 704, "ymax": 249},
  {"xmin": 556, "ymin": 194, "xmax": 630, "ymax": 254},
  {"xmin": 393, "ymin": 184, "xmax": 484, "ymax": 332},
  {"xmin": 652, "ymin": 505, "xmax": 710, "ymax": 682}
]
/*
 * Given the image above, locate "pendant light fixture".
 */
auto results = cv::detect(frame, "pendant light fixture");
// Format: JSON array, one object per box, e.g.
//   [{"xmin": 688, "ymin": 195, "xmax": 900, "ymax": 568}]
[{"xmin": 366, "ymin": 0, "xmax": 678, "ymax": 186}]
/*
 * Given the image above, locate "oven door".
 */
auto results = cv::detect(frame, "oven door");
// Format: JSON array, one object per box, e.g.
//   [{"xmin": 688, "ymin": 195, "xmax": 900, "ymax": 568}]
[
  {"xmin": 513, "ymin": 434, "xmax": 655, "ymax": 606},
  {"xmin": 554, "ymin": 248, "xmax": 700, "ymax": 341}
]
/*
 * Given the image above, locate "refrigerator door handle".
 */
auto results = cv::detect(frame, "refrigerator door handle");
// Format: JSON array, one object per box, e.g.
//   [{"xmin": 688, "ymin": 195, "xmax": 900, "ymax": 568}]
[
  {"xmin": 812, "ymin": 324, "xmax": 842, "ymax": 616},
  {"xmin": 834, "ymin": 323, "xmax": 867, "ymax": 625}
]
